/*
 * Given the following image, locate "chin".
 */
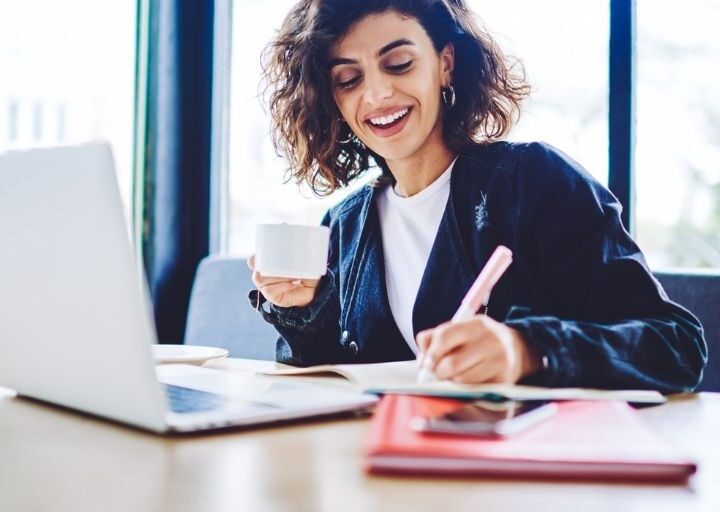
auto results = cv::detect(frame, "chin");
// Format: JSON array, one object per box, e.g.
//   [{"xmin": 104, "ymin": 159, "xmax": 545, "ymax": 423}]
[{"xmin": 368, "ymin": 140, "xmax": 423, "ymax": 163}]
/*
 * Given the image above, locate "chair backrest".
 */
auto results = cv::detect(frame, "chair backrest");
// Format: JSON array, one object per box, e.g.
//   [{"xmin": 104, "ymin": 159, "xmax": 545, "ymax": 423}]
[
  {"xmin": 654, "ymin": 270, "xmax": 720, "ymax": 392},
  {"xmin": 184, "ymin": 255, "xmax": 277, "ymax": 360}
]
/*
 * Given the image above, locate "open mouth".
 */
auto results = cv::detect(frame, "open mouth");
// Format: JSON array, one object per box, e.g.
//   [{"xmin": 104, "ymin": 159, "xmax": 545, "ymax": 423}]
[{"xmin": 365, "ymin": 107, "xmax": 412, "ymax": 137}]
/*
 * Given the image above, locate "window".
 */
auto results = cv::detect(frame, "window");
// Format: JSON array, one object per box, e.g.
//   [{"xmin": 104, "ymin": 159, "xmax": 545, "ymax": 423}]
[
  {"xmin": 224, "ymin": 0, "xmax": 609, "ymax": 255},
  {"xmin": 470, "ymin": 0, "xmax": 609, "ymax": 184},
  {"xmin": 0, "ymin": 0, "xmax": 138, "ymax": 220},
  {"xmin": 635, "ymin": 0, "xmax": 720, "ymax": 268}
]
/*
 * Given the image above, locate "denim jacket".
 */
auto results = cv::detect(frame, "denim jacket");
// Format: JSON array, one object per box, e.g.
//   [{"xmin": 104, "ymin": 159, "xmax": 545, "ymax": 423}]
[{"xmin": 250, "ymin": 141, "xmax": 707, "ymax": 393}]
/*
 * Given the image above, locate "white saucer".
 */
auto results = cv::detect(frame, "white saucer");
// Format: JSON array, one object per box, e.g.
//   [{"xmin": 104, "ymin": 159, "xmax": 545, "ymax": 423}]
[{"xmin": 151, "ymin": 344, "xmax": 229, "ymax": 366}]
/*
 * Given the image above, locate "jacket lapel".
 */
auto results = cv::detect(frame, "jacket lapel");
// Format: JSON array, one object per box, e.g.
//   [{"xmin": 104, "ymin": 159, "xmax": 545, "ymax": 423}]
[
  {"xmin": 412, "ymin": 158, "xmax": 500, "ymax": 335},
  {"xmin": 346, "ymin": 188, "xmax": 416, "ymax": 361}
]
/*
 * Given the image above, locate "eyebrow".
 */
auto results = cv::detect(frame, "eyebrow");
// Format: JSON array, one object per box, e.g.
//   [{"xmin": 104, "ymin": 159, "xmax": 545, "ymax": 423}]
[{"xmin": 328, "ymin": 38, "xmax": 415, "ymax": 69}]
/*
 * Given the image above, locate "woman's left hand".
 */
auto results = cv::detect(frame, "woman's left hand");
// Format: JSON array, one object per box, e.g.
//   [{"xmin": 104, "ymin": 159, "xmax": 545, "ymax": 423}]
[{"xmin": 416, "ymin": 316, "xmax": 540, "ymax": 384}]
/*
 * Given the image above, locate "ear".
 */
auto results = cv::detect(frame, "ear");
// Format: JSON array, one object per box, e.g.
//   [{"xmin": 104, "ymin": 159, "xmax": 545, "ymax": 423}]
[{"xmin": 439, "ymin": 43, "xmax": 455, "ymax": 85}]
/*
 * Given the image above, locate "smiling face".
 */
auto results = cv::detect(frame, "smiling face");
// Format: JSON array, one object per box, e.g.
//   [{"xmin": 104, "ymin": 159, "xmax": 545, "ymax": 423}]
[{"xmin": 328, "ymin": 10, "xmax": 454, "ymax": 167}]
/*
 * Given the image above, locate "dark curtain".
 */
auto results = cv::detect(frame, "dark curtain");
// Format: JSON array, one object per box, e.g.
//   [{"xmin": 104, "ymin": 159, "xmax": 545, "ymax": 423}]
[{"xmin": 141, "ymin": 0, "xmax": 214, "ymax": 343}]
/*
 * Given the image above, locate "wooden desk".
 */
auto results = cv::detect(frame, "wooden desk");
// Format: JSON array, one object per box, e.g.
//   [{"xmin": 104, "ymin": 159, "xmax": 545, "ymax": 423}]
[{"xmin": 1, "ymin": 364, "xmax": 719, "ymax": 512}]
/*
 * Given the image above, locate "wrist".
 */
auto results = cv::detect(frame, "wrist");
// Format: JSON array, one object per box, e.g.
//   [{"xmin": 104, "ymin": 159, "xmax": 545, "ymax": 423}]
[{"xmin": 511, "ymin": 328, "xmax": 541, "ymax": 380}]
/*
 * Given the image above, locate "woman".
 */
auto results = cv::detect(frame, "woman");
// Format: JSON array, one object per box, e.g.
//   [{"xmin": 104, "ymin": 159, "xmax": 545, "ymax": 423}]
[{"xmin": 248, "ymin": 0, "xmax": 706, "ymax": 392}]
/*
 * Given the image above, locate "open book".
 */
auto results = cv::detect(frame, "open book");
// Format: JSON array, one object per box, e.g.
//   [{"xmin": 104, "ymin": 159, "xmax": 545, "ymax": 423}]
[{"xmin": 260, "ymin": 361, "xmax": 666, "ymax": 404}]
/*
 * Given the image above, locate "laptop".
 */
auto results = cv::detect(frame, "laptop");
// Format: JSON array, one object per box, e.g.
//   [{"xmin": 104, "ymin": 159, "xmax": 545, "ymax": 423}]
[{"xmin": 0, "ymin": 142, "xmax": 377, "ymax": 433}]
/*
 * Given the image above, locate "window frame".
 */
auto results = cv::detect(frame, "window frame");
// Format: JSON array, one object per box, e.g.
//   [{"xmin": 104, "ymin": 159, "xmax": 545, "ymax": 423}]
[{"xmin": 608, "ymin": 0, "xmax": 636, "ymax": 233}]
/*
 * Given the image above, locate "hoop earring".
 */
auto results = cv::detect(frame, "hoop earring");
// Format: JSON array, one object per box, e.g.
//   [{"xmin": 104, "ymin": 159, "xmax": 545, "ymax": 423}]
[{"xmin": 442, "ymin": 85, "xmax": 456, "ymax": 108}]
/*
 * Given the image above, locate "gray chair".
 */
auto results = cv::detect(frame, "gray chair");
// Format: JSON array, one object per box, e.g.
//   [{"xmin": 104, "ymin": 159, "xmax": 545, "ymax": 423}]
[
  {"xmin": 654, "ymin": 270, "xmax": 720, "ymax": 392},
  {"xmin": 184, "ymin": 255, "xmax": 277, "ymax": 360}
]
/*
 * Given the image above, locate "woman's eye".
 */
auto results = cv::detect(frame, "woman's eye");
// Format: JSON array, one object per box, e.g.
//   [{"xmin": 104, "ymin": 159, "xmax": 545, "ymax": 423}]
[
  {"xmin": 335, "ymin": 75, "xmax": 361, "ymax": 89},
  {"xmin": 386, "ymin": 60, "xmax": 412, "ymax": 73}
]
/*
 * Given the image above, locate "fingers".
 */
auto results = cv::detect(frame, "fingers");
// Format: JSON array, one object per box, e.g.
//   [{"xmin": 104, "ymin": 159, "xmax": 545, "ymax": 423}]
[
  {"xmin": 293, "ymin": 277, "xmax": 321, "ymax": 288},
  {"xmin": 252, "ymin": 271, "xmax": 309, "ymax": 288},
  {"xmin": 251, "ymin": 267, "xmax": 321, "ymax": 289},
  {"xmin": 259, "ymin": 280, "xmax": 313, "ymax": 308},
  {"xmin": 417, "ymin": 316, "xmax": 521, "ymax": 384},
  {"xmin": 252, "ymin": 271, "xmax": 291, "ymax": 288},
  {"xmin": 451, "ymin": 358, "xmax": 506, "ymax": 384},
  {"xmin": 247, "ymin": 254, "xmax": 323, "ymax": 308},
  {"xmin": 433, "ymin": 342, "xmax": 486, "ymax": 381},
  {"xmin": 254, "ymin": 272, "xmax": 322, "ymax": 308},
  {"xmin": 423, "ymin": 318, "xmax": 488, "ymax": 370},
  {"xmin": 416, "ymin": 329, "xmax": 433, "ymax": 355},
  {"xmin": 432, "ymin": 333, "xmax": 510, "ymax": 383},
  {"xmin": 260, "ymin": 279, "xmax": 299, "ymax": 294}
]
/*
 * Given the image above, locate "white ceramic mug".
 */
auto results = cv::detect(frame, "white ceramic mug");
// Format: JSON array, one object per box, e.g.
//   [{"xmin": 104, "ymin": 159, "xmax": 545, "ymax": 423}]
[{"xmin": 255, "ymin": 223, "xmax": 330, "ymax": 279}]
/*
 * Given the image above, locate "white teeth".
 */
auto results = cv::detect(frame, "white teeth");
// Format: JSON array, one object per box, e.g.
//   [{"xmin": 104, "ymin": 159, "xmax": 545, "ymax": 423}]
[{"xmin": 369, "ymin": 108, "xmax": 409, "ymax": 126}]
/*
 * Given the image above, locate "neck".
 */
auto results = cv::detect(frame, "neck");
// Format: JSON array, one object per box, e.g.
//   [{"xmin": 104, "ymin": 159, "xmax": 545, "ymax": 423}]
[{"xmin": 385, "ymin": 126, "xmax": 456, "ymax": 197}]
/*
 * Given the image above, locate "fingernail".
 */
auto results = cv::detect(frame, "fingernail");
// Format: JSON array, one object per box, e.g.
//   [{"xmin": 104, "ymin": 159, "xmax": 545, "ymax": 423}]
[{"xmin": 291, "ymin": 280, "xmax": 302, "ymax": 286}]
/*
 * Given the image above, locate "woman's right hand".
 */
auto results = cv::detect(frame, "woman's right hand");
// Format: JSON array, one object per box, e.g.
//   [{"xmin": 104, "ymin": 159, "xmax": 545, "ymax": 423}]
[{"xmin": 247, "ymin": 254, "xmax": 322, "ymax": 308}]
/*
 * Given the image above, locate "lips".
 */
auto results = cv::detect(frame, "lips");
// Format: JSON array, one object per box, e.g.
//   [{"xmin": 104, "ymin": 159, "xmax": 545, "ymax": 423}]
[{"xmin": 364, "ymin": 107, "xmax": 413, "ymax": 139}]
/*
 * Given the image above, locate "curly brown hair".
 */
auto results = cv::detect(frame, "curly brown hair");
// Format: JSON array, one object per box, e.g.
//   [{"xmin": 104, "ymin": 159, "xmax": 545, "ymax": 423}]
[{"xmin": 261, "ymin": 0, "xmax": 530, "ymax": 195}]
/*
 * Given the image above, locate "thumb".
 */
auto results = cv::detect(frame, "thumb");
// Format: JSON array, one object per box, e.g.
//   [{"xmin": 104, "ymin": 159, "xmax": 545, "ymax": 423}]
[
  {"xmin": 415, "ymin": 329, "xmax": 433, "ymax": 354},
  {"xmin": 246, "ymin": 254, "xmax": 256, "ymax": 270}
]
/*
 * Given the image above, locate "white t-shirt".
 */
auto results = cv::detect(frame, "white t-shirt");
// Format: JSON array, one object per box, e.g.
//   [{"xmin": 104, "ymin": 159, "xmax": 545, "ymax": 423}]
[{"xmin": 376, "ymin": 159, "xmax": 456, "ymax": 354}]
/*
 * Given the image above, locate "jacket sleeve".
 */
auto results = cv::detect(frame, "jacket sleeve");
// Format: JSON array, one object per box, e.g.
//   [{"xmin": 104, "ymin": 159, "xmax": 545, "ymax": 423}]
[
  {"xmin": 505, "ymin": 142, "xmax": 707, "ymax": 393},
  {"xmin": 247, "ymin": 211, "xmax": 344, "ymax": 366}
]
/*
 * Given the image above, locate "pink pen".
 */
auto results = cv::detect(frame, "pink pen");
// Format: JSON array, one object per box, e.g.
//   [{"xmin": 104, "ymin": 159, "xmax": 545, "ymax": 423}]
[{"xmin": 417, "ymin": 245, "xmax": 513, "ymax": 383}]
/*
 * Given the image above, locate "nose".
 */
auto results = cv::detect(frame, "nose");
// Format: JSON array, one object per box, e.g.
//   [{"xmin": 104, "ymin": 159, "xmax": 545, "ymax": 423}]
[{"xmin": 362, "ymin": 68, "xmax": 394, "ymax": 106}]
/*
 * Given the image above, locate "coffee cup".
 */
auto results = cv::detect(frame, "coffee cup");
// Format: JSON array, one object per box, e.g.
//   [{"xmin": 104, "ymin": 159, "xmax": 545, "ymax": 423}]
[{"xmin": 254, "ymin": 223, "xmax": 330, "ymax": 279}]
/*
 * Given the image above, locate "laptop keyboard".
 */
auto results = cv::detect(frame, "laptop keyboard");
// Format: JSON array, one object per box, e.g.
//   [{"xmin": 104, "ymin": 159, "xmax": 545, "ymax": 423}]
[{"xmin": 163, "ymin": 384, "xmax": 226, "ymax": 414}]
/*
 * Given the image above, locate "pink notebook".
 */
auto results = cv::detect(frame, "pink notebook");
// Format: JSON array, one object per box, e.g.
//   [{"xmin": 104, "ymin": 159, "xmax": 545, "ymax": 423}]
[{"xmin": 365, "ymin": 395, "xmax": 696, "ymax": 483}]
